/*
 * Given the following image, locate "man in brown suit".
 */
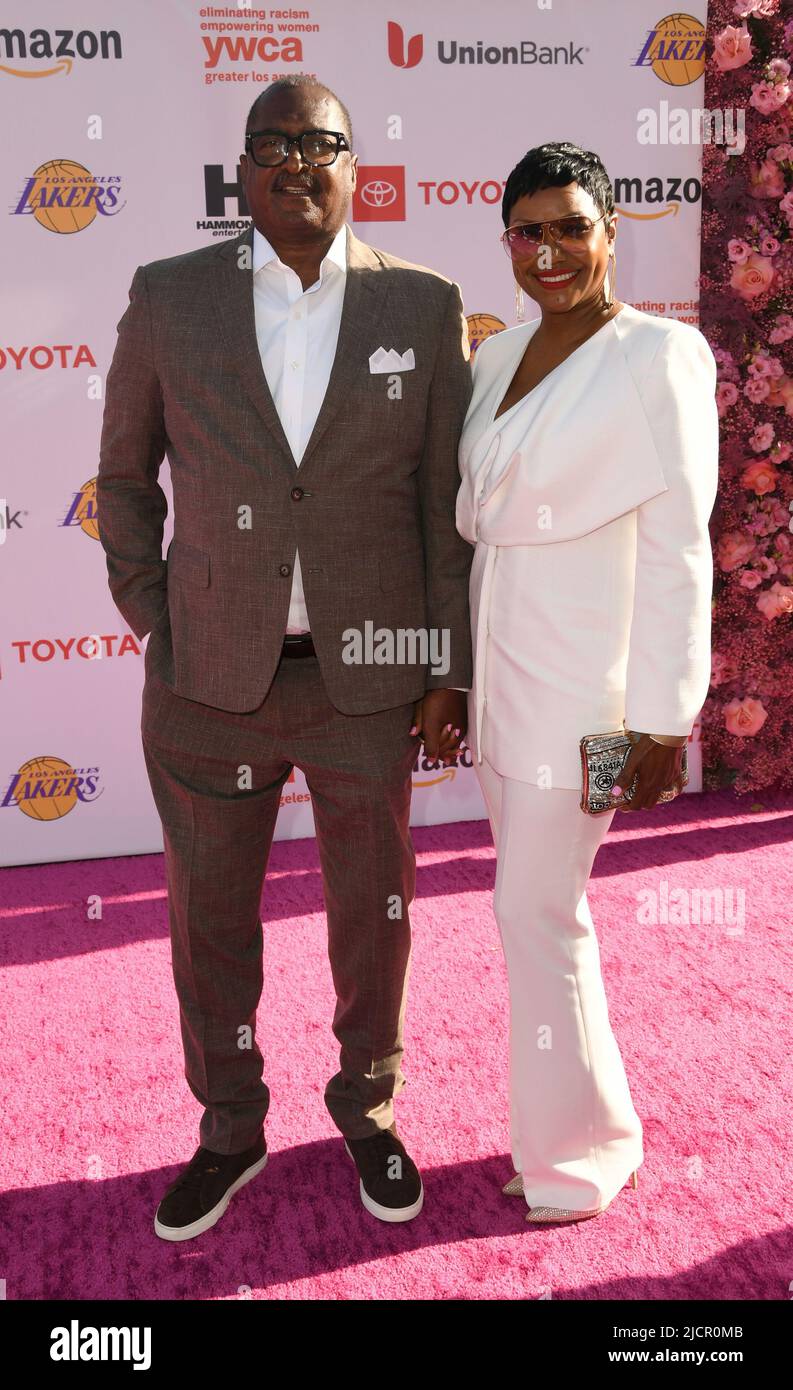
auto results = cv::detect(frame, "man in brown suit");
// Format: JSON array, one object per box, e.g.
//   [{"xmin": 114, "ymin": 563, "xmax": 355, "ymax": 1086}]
[{"xmin": 97, "ymin": 77, "xmax": 473, "ymax": 1240}]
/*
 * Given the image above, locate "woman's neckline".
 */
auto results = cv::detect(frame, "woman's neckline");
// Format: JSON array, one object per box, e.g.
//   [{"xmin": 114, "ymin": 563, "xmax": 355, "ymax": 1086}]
[{"xmin": 491, "ymin": 304, "xmax": 628, "ymax": 425}]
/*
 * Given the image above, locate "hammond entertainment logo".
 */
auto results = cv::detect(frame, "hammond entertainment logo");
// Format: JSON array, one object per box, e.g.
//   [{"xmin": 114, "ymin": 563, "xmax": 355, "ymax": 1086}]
[
  {"xmin": 13, "ymin": 162, "xmax": 125, "ymax": 233},
  {"xmin": 634, "ymin": 13, "xmax": 707, "ymax": 85},
  {"xmin": 0, "ymin": 27, "xmax": 122, "ymax": 78},
  {"xmin": 387, "ymin": 19, "xmax": 586, "ymax": 67}
]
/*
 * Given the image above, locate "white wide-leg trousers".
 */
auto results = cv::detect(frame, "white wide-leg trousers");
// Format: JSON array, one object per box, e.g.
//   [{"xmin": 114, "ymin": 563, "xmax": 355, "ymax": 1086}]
[{"xmin": 476, "ymin": 748, "xmax": 644, "ymax": 1213}]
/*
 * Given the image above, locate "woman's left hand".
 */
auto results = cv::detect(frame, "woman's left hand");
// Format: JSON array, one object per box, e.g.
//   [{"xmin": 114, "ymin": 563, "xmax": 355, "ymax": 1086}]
[{"xmin": 610, "ymin": 733, "xmax": 685, "ymax": 810}]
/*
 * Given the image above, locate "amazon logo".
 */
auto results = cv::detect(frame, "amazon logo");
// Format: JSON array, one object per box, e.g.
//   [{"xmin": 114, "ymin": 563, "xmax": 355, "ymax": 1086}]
[{"xmin": 614, "ymin": 175, "xmax": 700, "ymax": 221}]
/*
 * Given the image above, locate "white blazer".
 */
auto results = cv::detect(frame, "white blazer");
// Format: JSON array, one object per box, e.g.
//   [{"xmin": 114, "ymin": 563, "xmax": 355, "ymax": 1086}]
[{"xmin": 455, "ymin": 303, "xmax": 719, "ymax": 788}]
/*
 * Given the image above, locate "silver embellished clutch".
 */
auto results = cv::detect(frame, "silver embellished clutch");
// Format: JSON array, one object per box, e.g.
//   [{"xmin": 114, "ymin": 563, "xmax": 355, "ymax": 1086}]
[{"xmin": 580, "ymin": 730, "xmax": 688, "ymax": 815}]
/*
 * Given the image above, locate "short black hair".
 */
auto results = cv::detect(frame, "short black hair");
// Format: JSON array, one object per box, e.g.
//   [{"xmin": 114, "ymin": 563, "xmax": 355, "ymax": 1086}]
[
  {"xmin": 502, "ymin": 141, "xmax": 614, "ymax": 226},
  {"xmin": 245, "ymin": 78, "xmax": 353, "ymax": 149}
]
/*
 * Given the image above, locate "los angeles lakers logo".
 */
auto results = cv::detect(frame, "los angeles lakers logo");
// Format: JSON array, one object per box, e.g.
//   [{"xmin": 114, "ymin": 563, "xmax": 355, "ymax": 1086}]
[
  {"xmin": 466, "ymin": 314, "xmax": 507, "ymax": 358},
  {"xmin": 61, "ymin": 478, "xmax": 99, "ymax": 540},
  {"xmin": 13, "ymin": 160, "xmax": 125, "ymax": 233},
  {"xmin": 634, "ymin": 13, "xmax": 707, "ymax": 86},
  {"xmin": 2, "ymin": 757, "xmax": 103, "ymax": 819}
]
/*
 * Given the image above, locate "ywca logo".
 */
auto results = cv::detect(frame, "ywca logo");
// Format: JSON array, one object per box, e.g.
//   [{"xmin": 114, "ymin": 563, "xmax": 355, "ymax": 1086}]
[
  {"xmin": 388, "ymin": 21, "xmax": 423, "ymax": 69},
  {"xmin": 352, "ymin": 167, "xmax": 406, "ymax": 222}
]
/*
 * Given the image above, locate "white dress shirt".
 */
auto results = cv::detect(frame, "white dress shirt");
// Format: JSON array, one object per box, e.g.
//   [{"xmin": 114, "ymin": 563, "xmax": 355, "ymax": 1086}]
[{"xmin": 252, "ymin": 221, "xmax": 348, "ymax": 633}]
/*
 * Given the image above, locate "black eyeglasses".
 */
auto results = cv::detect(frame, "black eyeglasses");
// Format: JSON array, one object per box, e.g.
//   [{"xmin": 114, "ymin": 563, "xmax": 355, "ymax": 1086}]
[
  {"xmin": 501, "ymin": 212, "xmax": 610, "ymax": 260},
  {"xmin": 244, "ymin": 128, "xmax": 351, "ymax": 168}
]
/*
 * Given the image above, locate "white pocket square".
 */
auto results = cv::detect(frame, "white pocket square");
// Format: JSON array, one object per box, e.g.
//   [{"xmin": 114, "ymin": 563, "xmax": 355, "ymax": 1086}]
[{"xmin": 368, "ymin": 346, "xmax": 416, "ymax": 374}]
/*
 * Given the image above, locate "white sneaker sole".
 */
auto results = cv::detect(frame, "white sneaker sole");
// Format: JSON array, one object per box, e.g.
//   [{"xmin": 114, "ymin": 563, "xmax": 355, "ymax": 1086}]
[
  {"xmin": 344, "ymin": 1140, "xmax": 424, "ymax": 1223},
  {"xmin": 154, "ymin": 1151, "xmax": 268, "ymax": 1242}
]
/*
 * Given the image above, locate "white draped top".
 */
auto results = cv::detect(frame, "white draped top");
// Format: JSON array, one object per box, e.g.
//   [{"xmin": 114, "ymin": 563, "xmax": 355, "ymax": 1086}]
[{"xmin": 455, "ymin": 304, "xmax": 718, "ymax": 787}]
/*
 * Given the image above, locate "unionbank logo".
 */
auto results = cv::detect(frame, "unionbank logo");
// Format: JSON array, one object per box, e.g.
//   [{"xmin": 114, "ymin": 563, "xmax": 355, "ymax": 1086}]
[
  {"xmin": 13, "ymin": 162, "xmax": 125, "ymax": 232},
  {"xmin": 634, "ymin": 14, "xmax": 706, "ymax": 85},
  {"xmin": 2, "ymin": 757, "xmax": 103, "ymax": 818},
  {"xmin": 388, "ymin": 19, "xmax": 585, "ymax": 67},
  {"xmin": 388, "ymin": 22, "xmax": 424, "ymax": 68},
  {"xmin": 0, "ymin": 27, "xmax": 122, "ymax": 78},
  {"xmin": 352, "ymin": 167, "xmax": 406, "ymax": 222},
  {"xmin": 466, "ymin": 314, "xmax": 506, "ymax": 357}
]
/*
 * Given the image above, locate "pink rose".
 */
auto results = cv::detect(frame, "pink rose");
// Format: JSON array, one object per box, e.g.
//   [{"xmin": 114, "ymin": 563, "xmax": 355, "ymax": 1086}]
[
  {"xmin": 723, "ymin": 697, "xmax": 768, "ymax": 738},
  {"xmin": 740, "ymin": 569, "xmax": 764, "ymax": 588},
  {"xmin": 750, "ymin": 423, "xmax": 775, "ymax": 450},
  {"xmin": 729, "ymin": 253, "xmax": 776, "ymax": 298},
  {"xmin": 766, "ymin": 375, "xmax": 793, "ymax": 411},
  {"xmin": 770, "ymin": 440, "xmax": 792, "ymax": 461},
  {"xmin": 734, "ymin": 1, "xmax": 779, "ymax": 17},
  {"xmin": 748, "ymin": 353, "xmax": 783, "ymax": 377},
  {"xmin": 727, "ymin": 237, "xmax": 752, "ymax": 261},
  {"xmin": 749, "ymin": 158, "xmax": 785, "ymax": 197},
  {"xmin": 761, "ymin": 236, "xmax": 780, "ymax": 254},
  {"xmin": 756, "ymin": 555, "xmax": 779, "ymax": 578},
  {"xmin": 769, "ymin": 58, "xmax": 791, "ymax": 79},
  {"xmin": 756, "ymin": 581, "xmax": 793, "ymax": 619},
  {"xmin": 714, "ymin": 24, "xmax": 753, "ymax": 69},
  {"xmin": 718, "ymin": 531, "xmax": 756, "ymax": 570},
  {"xmin": 769, "ymin": 313, "xmax": 793, "ymax": 343},
  {"xmin": 750, "ymin": 82, "xmax": 788, "ymax": 114},
  {"xmin": 711, "ymin": 651, "xmax": 740, "ymax": 685},
  {"xmin": 780, "ymin": 190, "xmax": 793, "ymax": 216},
  {"xmin": 769, "ymin": 143, "xmax": 793, "ymax": 160},
  {"xmin": 741, "ymin": 458, "xmax": 780, "ymax": 493},
  {"xmin": 723, "ymin": 697, "xmax": 768, "ymax": 741},
  {"xmin": 716, "ymin": 381, "xmax": 739, "ymax": 416},
  {"xmin": 744, "ymin": 376, "xmax": 771, "ymax": 402}
]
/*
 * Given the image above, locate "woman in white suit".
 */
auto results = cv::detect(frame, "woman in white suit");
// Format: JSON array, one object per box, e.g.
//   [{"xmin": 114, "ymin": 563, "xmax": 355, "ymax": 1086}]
[{"xmin": 453, "ymin": 142, "xmax": 718, "ymax": 1223}]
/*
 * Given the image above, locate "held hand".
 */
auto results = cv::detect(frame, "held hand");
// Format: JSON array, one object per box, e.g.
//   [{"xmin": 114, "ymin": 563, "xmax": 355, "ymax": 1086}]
[
  {"xmin": 410, "ymin": 690, "xmax": 467, "ymax": 766},
  {"xmin": 610, "ymin": 733, "xmax": 685, "ymax": 811}
]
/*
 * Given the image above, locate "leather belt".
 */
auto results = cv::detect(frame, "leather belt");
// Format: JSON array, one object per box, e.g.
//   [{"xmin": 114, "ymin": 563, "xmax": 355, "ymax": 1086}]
[{"xmin": 281, "ymin": 632, "xmax": 315, "ymax": 658}]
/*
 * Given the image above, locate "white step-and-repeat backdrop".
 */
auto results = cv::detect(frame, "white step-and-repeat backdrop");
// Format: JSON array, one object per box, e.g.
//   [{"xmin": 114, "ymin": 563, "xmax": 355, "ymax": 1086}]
[{"xmin": 2, "ymin": 1, "xmax": 709, "ymax": 865}]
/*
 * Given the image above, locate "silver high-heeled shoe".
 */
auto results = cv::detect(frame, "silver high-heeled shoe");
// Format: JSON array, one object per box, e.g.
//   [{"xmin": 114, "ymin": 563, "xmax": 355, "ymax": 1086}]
[{"xmin": 502, "ymin": 1168, "xmax": 639, "ymax": 1223}]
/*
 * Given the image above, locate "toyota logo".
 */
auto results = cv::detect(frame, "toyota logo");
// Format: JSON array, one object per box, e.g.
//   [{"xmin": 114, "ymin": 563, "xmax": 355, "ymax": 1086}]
[{"xmin": 361, "ymin": 180, "xmax": 398, "ymax": 208}]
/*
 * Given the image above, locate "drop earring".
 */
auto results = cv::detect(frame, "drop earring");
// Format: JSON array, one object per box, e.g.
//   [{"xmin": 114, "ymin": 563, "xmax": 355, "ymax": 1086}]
[
  {"xmin": 605, "ymin": 248, "xmax": 617, "ymax": 309},
  {"xmin": 515, "ymin": 281, "xmax": 525, "ymax": 321}
]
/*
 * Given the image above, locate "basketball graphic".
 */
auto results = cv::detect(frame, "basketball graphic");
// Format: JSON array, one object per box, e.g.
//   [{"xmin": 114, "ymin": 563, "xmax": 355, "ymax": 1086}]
[
  {"xmin": 643, "ymin": 14, "xmax": 707, "ymax": 86},
  {"xmin": 13, "ymin": 757, "xmax": 81, "ymax": 821},
  {"xmin": 28, "ymin": 160, "xmax": 97, "ymax": 234},
  {"xmin": 466, "ymin": 313, "xmax": 507, "ymax": 357},
  {"xmin": 69, "ymin": 478, "xmax": 100, "ymax": 540}
]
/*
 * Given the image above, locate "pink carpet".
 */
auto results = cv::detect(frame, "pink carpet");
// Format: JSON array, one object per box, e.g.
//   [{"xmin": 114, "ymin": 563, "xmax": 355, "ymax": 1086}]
[{"xmin": 1, "ymin": 788, "xmax": 791, "ymax": 1300}]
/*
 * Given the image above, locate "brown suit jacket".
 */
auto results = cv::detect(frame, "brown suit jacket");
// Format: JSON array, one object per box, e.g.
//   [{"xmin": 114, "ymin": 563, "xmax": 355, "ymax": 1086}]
[{"xmin": 96, "ymin": 223, "xmax": 474, "ymax": 713}]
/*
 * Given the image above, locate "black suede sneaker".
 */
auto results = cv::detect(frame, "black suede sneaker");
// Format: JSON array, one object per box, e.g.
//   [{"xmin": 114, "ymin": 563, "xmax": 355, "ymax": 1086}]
[
  {"xmin": 154, "ymin": 1132, "xmax": 267, "ymax": 1242},
  {"xmin": 344, "ymin": 1124, "xmax": 424, "ymax": 1223}
]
